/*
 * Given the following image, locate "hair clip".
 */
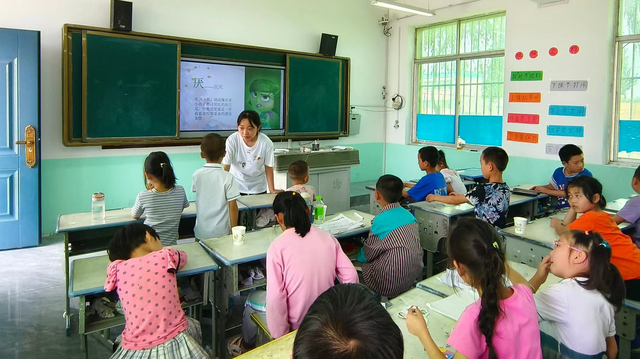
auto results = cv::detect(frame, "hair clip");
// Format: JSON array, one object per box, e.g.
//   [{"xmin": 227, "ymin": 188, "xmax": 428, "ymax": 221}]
[
  {"xmin": 585, "ymin": 230, "xmax": 590, "ymax": 235},
  {"xmin": 492, "ymin": 241, "xmax": 499, "ymax": 250},
  {"xmin": 160, "ymin": 163, "xmax": 166, "ymax": 168},
  {"xmin": 292, "ymin": 192, "xmax": 296, "ymax": 195},
  {"xmin": 599, "ymin": 240, "xmax": 610, "ymax": 249}
]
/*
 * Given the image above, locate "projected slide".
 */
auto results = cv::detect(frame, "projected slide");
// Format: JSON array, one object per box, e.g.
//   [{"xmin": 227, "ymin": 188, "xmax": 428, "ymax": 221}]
[{"xmin": 180, "ymin": 61, "xmax": 284, "ymax": 131}]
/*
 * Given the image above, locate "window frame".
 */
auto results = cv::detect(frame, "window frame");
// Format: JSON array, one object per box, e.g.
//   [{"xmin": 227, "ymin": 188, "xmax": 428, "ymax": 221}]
[
  {"xmin": 611, "ymin": 0, "xmax": 640, "ymax": 164},
  {"xmin": 411, "ymin": 12, "xmax": 506, "ymax": 149}
]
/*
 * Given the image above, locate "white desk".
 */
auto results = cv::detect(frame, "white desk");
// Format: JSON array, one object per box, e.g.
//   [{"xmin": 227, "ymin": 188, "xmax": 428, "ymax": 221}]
[
  {"xmin": 68, "ymin": 242, "xmax": 219, "ymax": 356},
  {"xmin": 237, "ymin": 331, "xmax": 296, "ymax": 358},
  {"xmin": 605, "ymin": 198, "xmax": 630, "ymax": 214},
  {"xmin": 237, "ymin": 193, "xmax": 278, "ymax": 210}
]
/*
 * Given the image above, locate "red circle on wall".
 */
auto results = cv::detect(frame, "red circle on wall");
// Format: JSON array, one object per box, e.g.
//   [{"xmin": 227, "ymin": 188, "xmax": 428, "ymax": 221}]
[
  {"xmin": 569, "ymin": 45, "xmax": 580, "ymax": 54},
  {"xmin": 515, "ymin": 52, "xmax": 524, "ymax": 60},
  {"xmin": 549, "ymin": 47, "xmax": 558, "ymax": 56},
  {"xmin": 529, "ymin": 50, "xmax": 539, "ymax": 59}
]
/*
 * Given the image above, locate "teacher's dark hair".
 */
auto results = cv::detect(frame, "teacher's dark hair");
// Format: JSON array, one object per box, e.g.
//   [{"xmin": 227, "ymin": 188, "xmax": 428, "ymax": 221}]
[
  {"xmin": 293, "ymin": 284, "xmax": 404, "ymax": 359},
  {"xmin": 273, "ymin": 191, "xmax": 311, "ymax": 237},
  {"xmin": 237, "ymin": 110, "xmax": 261, "ymax": 129}
]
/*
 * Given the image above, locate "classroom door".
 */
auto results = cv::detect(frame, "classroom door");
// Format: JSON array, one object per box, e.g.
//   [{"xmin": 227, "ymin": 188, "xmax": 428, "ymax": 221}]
[{"xmin": 0, "ymin": 28, "xmax": 40, "ymax": 250}]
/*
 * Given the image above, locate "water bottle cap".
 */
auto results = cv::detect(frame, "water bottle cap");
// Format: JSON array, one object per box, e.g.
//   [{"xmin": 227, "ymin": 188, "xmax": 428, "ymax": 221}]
[
  {"xmin": 92, "ymin": 192, "xmax": 105, "ymax": 200},
  {"xmin": 316, "ymin": 196, "xmax": 322, "ymax": 200}
]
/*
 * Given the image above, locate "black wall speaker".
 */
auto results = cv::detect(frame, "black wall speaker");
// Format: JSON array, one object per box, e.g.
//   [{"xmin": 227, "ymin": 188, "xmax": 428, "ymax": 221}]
[
  {"xmin": 319, "ymin": 33, "xmax": 338, "ymax": 57},
  {"xmin": 111, "ymin": 0, "xmax": 133, "ymax": 32}
]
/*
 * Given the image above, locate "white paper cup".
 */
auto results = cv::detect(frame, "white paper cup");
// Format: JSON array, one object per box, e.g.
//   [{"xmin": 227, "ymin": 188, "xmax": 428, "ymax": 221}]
[
  {"xmin": 514, "ymin": 217, "xmax": 527, "ymax": 235},
  {"xmin": 232, "ymin": 226, "xmax": 246, "ymax": 245}
]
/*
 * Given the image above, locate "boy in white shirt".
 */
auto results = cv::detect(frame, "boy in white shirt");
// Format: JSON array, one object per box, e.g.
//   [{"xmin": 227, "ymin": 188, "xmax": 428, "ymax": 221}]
[
  {"xmin": 287, "ymin": 160, "xmax": 316, "ymax": 200},
  {"xmin": 192, "ymin": 133, "xmax": 241, "ymax": 239}
]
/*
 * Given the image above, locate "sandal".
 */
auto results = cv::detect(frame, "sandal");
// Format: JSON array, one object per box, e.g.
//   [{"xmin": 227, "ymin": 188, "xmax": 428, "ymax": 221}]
[
  {"xmin": 228, "ymin": 336, "xmax": 246, "ymax": 357},
  {"xmin": 252, "ymin": 267, "xmax": 265, "ymax": 280}
]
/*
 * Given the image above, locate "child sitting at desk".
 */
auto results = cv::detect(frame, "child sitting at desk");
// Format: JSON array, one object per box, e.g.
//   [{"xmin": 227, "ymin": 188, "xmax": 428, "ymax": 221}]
[
  {"xmin": 192, "ymin": 133, "xmax": 240, "ymax": 239},
  {"xmin": 402, "ymin": 146, "xmax": 447, "ymax": 203},
  {"xmin": 105, "ymin": 223, "xmax": 209, "ymax": 358},
  {"xmin": 357, "ymin": 174, "xmax": 422, "ymax": 298},
  {"xmin": 508, "ymin": 230, "xmax": 624, "ymax": 358},
  {"xmin": 229, "ymin": 191, "xmax": 358, "ymax": 355},
  {"xmin": 551, "ymin": 176, "xmax": 640, "ymax": 300},
  {"xmin": 293, "ymin": 284, "xmax": 404, "ymax": 359},
  {"xmin": 426, "ymin": 147, "xmax": 511, "ymax": 229},
  {"xmin": 611, "ymin": 165, "xmax": 640, "ymax": 247},
  {"xmin": 533, "ymin": 144, "xmax": 592, "ymax": 208},
  {"xmin": 132, "ymin": 151, "xmax": 189, "ymax": 246},
  {"xmin": 406, "ymin": 219, "xmax": 542, "ymax": 359},
  {"xmin": 287, "ymin": 160, "xmax": 316, "ymax": 200},
  {"xmin": 437, "ymin": 150, "xmax": 467, "ymax": 195}
]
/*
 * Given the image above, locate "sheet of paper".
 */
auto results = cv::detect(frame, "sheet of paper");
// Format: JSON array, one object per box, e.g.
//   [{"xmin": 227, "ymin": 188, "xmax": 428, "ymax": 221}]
[
  {"xmin": 316, "ymin": 214, "xmax": 364, "ymax": 235},
  {"xmin": 438, "ymin": 269, "xmax": 473, "ymax": 291},
  {"xmin": 428, "ymin": 289, "xmax": 478, "ymax": 321}
]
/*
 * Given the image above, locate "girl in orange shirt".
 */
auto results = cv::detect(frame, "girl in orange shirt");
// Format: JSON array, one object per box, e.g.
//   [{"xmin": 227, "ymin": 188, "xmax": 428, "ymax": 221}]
[{"xmin": 551, "ymin": 176, "xmax": 640, "ymax": 300}]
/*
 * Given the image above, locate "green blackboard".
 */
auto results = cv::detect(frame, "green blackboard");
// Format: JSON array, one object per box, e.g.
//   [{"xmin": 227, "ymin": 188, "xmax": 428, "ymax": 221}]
[
  {"xmin": 82, "ymin": 32, "xmax": 180, "ymax": 140},
  {"xmin": 286, "ymin": 55, "xmax": 343, "ymax": 134}
]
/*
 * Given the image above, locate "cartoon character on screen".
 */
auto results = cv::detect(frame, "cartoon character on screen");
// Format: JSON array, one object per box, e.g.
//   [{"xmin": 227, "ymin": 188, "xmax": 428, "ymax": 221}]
[{"xmin": 247, "ymin": 79, "xmax": 280, "ymax": 129}]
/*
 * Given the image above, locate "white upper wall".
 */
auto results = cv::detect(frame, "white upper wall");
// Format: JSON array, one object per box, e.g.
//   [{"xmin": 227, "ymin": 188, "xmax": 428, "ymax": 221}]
[
  {"xmin": 385, "ymin": 0, "xmax": 617, "ymax": 166},
  {"xmin": 0, "ymin": 0, "xmax": 388, "ymax": 159}
]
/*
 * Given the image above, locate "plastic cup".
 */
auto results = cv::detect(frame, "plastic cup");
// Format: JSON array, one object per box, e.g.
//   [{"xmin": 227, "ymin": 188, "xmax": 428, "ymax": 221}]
[
  {"xmin": 514, "ymin": 217, "xmax": 527, "ymax": 235},
  {"xmin": 232, "ymin": 226, "xmax": 246, "ymax": 245}
]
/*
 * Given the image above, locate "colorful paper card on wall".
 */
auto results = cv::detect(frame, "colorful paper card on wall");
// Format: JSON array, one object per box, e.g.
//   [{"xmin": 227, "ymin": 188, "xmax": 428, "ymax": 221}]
[
  {"xmin": 548, "ymin": 105, "xmax": 587, "ymax": 117},
  {"xmin": 507, "ymin": 131, "xmax": 539, "ymax": 143},
  {"xmin": 509, "ymin": 93, "xmax": 541, "ymax": 103},
  {"xmin": 547, "ymin": 125, "xmax": 584, "ymax": 137},
  {"xmin": 511, "ymin": 71, "xmax": 543, "ymax": 81},
  {"xmin": 507, "ymin": 113, "xmax": 540, "ymax": 124},
  {"xmin": 550, "ymin": 80, "xmax": 588, "ymax": 91},
  {"xmin": 545, "ymin": 143, "xmax": 583, "ymax": 156}
]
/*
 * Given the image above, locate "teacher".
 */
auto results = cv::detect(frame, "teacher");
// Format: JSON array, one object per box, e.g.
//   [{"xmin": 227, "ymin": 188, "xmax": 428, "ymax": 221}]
[{"xmin": 223, "ymin": 110, "xmax": 281, "ymax": 195}]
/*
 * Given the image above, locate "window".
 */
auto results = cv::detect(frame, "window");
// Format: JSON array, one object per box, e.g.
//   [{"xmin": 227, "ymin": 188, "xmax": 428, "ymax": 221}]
[
  {"xmin": 613, "ymin": 0, "xmax": 640, "ymax": 161},
  {"xmin": 413, "ymin": 14, "xmax": 506, "ymax": 146}
]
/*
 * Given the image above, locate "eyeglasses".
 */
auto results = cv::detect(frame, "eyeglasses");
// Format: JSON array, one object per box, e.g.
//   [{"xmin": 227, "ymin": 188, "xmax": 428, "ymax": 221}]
[{"xmin": 553, "ymin": 240, "xmax": 587, "ymax": 264}]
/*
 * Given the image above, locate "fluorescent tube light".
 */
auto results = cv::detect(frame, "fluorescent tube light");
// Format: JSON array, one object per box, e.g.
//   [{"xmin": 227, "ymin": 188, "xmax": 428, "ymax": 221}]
[{"xmin": 371, "ymin": 0, "xmax": 435, "ymax": 16}]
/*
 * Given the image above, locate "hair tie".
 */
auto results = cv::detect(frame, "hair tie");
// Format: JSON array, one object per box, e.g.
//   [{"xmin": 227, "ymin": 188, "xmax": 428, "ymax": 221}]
[
  {"xmin": 599, "ymin": 240, "xmax": 610, "ymax": 250},
  {"xmin": 585, "ymin": 230, "xmax": 590, "ymax": 235},
  {"xmin": 292, "ymin": 192, "xmax": 296, "ymax": 196},
  {"xmin": 160, "ymin": 163, "xmax": 167, "ymax": 168},
  {"xmin": 492, "ymin": 241, "xmax": 499, "ymax": 250}
]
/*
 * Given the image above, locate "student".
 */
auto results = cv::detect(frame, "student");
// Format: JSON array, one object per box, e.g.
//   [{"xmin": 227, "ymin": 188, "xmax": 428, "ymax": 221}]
[
  {"xmin": 105, "ymin": 223, "xmax": 209, "ymax": 358},
  {"xmin": 229, "ymin": 192, "xmax": 358, "ymax": 355},
  {"xmin": 192, "ymin": 133, "xmax": 241, "ymax": 239},
  {"xmin": 611, "ymin": 165, "xmax": 640, "ymax": 246},
  {"xmin": 222, "ymin": 110, "xmax": 281, "ymax": 195},
  {"xmin": 132, "ymin": 151, "xmax": 189, "ymax": 246},
  {"xmin": 508, "ymin": 230, "xmax": 624, "ymax": 359},
  {"xmin": 427, "ymin": 147, "xmax": 511, "ymax": 228},
  {"xmin": 402, "ymin": 146, "xmax": 447, "ymax": 202},
  {"xmin": 357, "ymin": 174, "xmax": 422, "ymax": 298},
  {"xmin": 406, "ymin": 218, "xmax": 542, "ymax": 359},
  {"xmin": 287, "ymin": 160, "xmax": 316, "ymax": 200},
  {"xmin": 293, "ymin": 283, "xmax": 404, "ymax": 359},
  {"xmin": 533, "ymin": 144, "xmax": 592, "ymax": 208},
  {"xmin": 436, "ymin": 149, "xmax": 467, "ymax": 195},
  {"xmin": 551, "ymin": 176, "xmax": 640, "ymax": 300}
]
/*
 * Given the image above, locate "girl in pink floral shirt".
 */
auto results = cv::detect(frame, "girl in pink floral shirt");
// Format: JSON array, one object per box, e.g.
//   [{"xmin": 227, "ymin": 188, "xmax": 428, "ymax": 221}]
[{"xmin": 105, "ymin": 223, "xmax": 208, "ymax": 358}]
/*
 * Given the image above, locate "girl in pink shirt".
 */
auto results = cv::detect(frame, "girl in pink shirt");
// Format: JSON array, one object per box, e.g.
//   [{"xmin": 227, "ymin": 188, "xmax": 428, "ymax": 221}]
[
  {"xmin": 406, "ymin": 219, "xmax": 542, "ymax": 359},
  {"xmin": 105, "ymin": 223, "xmax": 208, "ymax": 359}
]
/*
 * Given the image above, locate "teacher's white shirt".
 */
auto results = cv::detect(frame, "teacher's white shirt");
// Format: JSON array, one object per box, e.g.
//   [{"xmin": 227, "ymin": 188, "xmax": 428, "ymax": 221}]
[{"xmin": 222, "ymin": 132, "xmax": 275, "ymax": 194}]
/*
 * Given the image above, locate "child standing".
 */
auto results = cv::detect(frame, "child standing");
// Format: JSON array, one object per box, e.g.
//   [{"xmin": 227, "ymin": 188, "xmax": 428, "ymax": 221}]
[
  {"xmin": 427, "ymin": 147, "xmax": 511, "ymax": 228},
  {"xmin": 402, "ymin": 146, "xmax": 447, "ymax": 202},
  {"xmin": 508, "ymin": 230, "xmax": 624, "ymax": 358},
  {"xmin": 533, "ymin": 144, "xmax": 592, "ymax": 208},
  {"xmin": 436, "ymin": 149, "xmax": 467, "ymax": 195},
  {"xmin": 406, "ymin": 219, "xmax": 541, "ymax": 359},
  {"xmin": 286, "ymin": 160, "xmax": 316, "ymax": 200},
  {"xmin": 551, "ymin": 176, "xmax": 640, "ymax": 300},
  {"xmin": 357, "ymin": 175, "xmax": 423, "ymax": 298},
  {"xmin": 192, "ymin": 133, "xmax": 241, "ymax": 239},
  {"xmin": 105, "ymin": 223, "xmax": 208, "ymax": 358},
  {"xmin": 132, "ymin": 152, "xmax": 189, "ymax": 246},
  {"xmin": 612, "ymin": 165, "xmax": 640, "ymax": 247}
]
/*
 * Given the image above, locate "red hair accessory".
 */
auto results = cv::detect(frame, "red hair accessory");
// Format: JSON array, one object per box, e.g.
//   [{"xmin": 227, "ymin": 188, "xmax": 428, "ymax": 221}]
[{"xmin": 585, "ymin": 231, "xmax": 590, "ymax": 235}]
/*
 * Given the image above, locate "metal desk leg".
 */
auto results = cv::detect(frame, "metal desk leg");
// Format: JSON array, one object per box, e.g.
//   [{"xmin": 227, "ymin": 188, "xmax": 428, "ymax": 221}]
[
  {"xmin": 426, "ymin": 252, "xmax": 434, "ymax": 278},
  {"xmin": 65, "ymin": 232, "xmax": 72, "ymax": 336},
  {"xmin": 616, "ymin": 305, "xmax": 638, "ymax": 359},
  {"xmin": 79, "ymin": 294, "xmax": 86, "ymax": 352}
]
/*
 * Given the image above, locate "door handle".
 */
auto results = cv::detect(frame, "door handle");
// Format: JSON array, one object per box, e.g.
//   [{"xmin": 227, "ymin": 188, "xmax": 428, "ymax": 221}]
[{"xmin": 15, "ymin": 125, "xmax": 36, "ymax": 168}]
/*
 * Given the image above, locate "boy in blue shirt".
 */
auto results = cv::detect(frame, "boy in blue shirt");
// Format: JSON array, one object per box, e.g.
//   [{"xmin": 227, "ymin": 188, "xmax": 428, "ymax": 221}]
[
  {"xmin": 533, "ymin": 144, "xmax": 592, "ymax": 208},
  {"xmin": 402, "ymin": 146, "xmax": 447, "ymax": 203},
  {"xmin": 426, "ymin": 147, "xmax": 510, "ymax": 228}
]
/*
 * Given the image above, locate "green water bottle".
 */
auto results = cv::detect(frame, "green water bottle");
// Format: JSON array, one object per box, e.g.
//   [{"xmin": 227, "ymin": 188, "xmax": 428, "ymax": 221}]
[{"xmin": 314, "ymin": 196, "xmax": 326, "ymax": 223}]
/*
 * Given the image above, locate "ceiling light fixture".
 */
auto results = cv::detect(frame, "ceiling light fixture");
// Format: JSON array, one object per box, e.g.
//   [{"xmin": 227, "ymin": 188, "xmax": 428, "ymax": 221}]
[{"xmin": 371, "ymin": 0, "xmax": 435, "ymax": 16}]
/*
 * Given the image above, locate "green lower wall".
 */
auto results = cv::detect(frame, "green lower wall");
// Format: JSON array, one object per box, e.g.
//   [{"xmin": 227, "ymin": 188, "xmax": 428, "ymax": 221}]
[
  {"xmin": 41, "ymin": 142, "xmax": 384, "ymax": 234},
  {"xmin": 385, "ymin": 143, "xmax": 638, "ymax": 202}
]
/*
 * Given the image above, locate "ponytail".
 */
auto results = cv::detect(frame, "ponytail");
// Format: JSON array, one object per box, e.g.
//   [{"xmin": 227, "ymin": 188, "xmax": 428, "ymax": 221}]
[
  {"xmin": 447, "ymin": 219, "xmax": 505, "ymax": 359},
  {"xmin": 144, "ymin": 151, "xmax": 177, "ymax": 189},
  {"xmin": 273, "ymin": 191, "xmax": 311, "ymax": 237},
  {"xmin": 571, "ymin": 230, "xmax": 626, "ymax": 311}
]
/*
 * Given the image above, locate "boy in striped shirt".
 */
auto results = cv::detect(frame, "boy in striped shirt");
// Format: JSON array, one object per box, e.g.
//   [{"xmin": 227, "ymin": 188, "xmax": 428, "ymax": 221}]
[{"xmin": 357, "ymin": 175, "xmax": 423, "ymax": 298}]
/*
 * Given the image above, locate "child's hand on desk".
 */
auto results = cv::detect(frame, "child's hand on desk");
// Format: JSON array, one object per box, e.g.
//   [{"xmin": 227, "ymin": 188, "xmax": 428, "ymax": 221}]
[
  {"xmin": 550, "ymin": 218, "xmax": 562, "ymax": 229},
  {"xmin": 426, "ymin": 194, "xmax": 436, "ymax": 202},
  {"xmin": 532, "ymin": 186, "xmax": 547, "ymax": 194},
  {"xmin": 406, "ymin": 307, "xmax": 428, "ymax": 336},
  {"xmin": 448, "ymin": 192, "xmax": 459, "ymax": 196}
]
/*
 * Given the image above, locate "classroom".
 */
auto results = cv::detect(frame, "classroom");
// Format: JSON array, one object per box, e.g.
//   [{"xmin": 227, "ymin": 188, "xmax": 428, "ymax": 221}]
[{"xmin": 2, "ymin": 0, "xmax": 640, "ymax": 357}]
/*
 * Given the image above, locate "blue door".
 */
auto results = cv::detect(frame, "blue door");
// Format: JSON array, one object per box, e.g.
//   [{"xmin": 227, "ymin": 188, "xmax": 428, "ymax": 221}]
[{"xmin": 0, "ymin": 28, "xmax": 40, "ymax": 250}]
